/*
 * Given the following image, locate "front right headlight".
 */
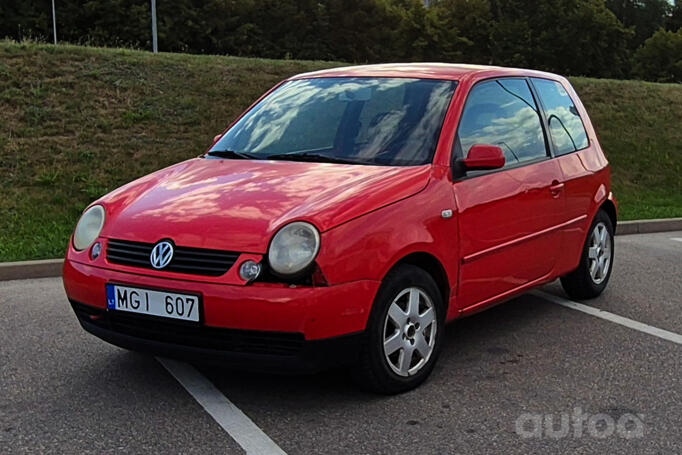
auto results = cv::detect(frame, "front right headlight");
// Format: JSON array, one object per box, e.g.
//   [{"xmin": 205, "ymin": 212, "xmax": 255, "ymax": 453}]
[
  {"xmin": 268, "ymin": 222, "xmax": 320, "ymax": 276},
  {"xmin": 73, "ymin": 205, "xmax": 106, "ymax": 251}
]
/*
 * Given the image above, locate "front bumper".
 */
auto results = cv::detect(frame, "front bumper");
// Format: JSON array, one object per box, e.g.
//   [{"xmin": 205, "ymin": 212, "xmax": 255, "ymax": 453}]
[
  {"xmin": 63, "ymin": 259, "xmax": 380, "ymax": 371},
  {"xmin": 70, "ymin": 299, "xmax": 364, "ymax": 372}
]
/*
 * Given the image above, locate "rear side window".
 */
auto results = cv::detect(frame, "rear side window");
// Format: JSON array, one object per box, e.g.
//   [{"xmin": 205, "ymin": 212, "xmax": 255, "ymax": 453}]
[
  {"xmin": 455, "ymin": 79, "xmax": 548, "ymax": 167},
  {"xmin": 532, "ymin": 78, "xmax": 589, "ymax": 155}
]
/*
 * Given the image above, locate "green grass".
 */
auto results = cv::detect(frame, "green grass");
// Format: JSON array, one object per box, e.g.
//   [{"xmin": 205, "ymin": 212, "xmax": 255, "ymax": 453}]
[
  {"xmin": 1, "ymin": 41, "xmax": 680, "ymax": 261},
  {"xmin": 571, "ymin": 77, "xmax": 682, "ymax": 221}
]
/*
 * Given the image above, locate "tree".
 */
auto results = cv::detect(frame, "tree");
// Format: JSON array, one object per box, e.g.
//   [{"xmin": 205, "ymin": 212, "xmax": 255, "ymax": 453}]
[
  {"xmin": 666, "ymin": 2, "xmax": 682, "ymax": 32},
  {"xmin": 633, "ymin": 28, "xmax": 682, "ymax": 83},
  {"xmin": 605, "ymin": 0, "xmax": 672, "ymax": 49},
  {"xmin": 0, "ymin": 0, "xmax": 641, "ymax": 80},
  {"xmin": 0, "ymin": 0, "xmax": 50, "ymax": 41},
  {"xmin": 487, "ymin": 0, "xmax": 632, "ymax": 78},
  {"xmin": 431, "ymin": 0, "xmax": 494, "ymax": 63}
]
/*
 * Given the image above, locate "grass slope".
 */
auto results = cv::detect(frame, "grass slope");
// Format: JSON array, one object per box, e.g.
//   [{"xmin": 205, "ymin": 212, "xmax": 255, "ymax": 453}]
[{"xmin": 1, "ymin": 42, "xmax": 681, "ymax": 261}]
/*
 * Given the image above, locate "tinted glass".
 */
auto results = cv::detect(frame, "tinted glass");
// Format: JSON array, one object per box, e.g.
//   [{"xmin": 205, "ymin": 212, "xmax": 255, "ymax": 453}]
[
  {"xmin": 455, "ymin": 79, "xmax": 547, "ymax": 167},
  {"xmin": 532, "ymin": 78, "xmax": 589, "ymax": 155},
  {"xmin": 210, "ymin": 77, "xmax": 457, "ymax": 166}
]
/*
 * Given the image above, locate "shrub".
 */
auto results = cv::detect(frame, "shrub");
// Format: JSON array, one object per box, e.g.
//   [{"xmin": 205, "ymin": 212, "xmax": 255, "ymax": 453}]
[{"xmin": 633, "ymin": 28, "xmax": 682, "ymax": 83}]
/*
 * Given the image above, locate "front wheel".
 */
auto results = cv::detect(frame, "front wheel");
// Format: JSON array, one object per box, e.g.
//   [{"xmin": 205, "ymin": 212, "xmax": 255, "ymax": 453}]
[
  {"xmin": 560, "ymin": 210, "xmax": 615, "ymax": 299},
  {"xmin": 353, "ymin": 264, "xmax": 444, "ymax": 394}
]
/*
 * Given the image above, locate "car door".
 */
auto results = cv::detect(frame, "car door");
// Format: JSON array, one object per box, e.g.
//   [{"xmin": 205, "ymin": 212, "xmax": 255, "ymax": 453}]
[{"xmin": 451, "ymin": 78, "xmax": 566, "ymax": 310}]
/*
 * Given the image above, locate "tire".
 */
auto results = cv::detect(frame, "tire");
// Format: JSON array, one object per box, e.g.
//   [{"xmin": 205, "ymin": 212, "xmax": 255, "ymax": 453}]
[
  {"xmin": 352, "ymin": 264, "xmax": 445, "ymax": 394},
  {"xmin": 560, "ymin": 210, "xmax": 615, "ymax": 300}
]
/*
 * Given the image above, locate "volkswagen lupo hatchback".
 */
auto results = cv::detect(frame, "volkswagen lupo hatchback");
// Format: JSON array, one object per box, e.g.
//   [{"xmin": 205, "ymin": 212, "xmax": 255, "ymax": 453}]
[{"xmin": 64, "ymin": 64, "xmax": 617, "ymax": 393}]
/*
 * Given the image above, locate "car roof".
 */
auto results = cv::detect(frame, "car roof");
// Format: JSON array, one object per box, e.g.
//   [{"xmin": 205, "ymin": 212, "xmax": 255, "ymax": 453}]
[{"xmin": 289, "ymin": 63, "xmax": 564, "ymax": 82}]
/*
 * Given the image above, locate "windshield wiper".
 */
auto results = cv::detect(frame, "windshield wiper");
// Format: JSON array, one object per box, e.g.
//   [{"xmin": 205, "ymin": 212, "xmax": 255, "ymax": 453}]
[
  {"xmin": 266, "ymin": 152, "xmax": 361, "ymax": 165},
  {"xmin": 206, "ymin": 149, "xmax": 260, "ymax": 160}
]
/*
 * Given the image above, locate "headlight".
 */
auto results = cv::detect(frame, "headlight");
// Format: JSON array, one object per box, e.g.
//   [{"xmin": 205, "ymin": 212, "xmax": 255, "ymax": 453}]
[
  {"xmin": 73, "ymin": 205, "xmax": 106, "ymax": 251},
  {"xmin": 268, "ymin": 222, "xmax": 320, "ymax": 276}
]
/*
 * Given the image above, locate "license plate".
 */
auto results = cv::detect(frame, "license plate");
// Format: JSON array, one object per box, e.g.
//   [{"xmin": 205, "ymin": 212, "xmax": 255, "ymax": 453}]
[{"xmin": 106, "ymin": 284, "xmax": 200, "ymax": 322}]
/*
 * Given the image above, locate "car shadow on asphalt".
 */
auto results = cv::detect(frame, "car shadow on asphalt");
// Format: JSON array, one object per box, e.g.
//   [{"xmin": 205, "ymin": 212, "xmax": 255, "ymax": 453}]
[{"xmin": 188, "ymin": 291, "xmax": 561, "ymax": 406}]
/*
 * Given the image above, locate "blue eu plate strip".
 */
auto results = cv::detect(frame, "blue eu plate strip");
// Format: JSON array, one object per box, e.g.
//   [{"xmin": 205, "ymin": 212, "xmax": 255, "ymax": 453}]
[{"xmin": 106, "ymin": 284, "xmax": 116, "ymax": 309}]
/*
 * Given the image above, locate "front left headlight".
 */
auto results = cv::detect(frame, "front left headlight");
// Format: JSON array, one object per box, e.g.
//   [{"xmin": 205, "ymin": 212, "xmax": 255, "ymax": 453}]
[
  {"xmin": 268, "ymin": 221, "xmax": 320, "ymax": 276},
  {"xmin": 73, "ymin": 205, "xmax": 106, "ymax": 251}
]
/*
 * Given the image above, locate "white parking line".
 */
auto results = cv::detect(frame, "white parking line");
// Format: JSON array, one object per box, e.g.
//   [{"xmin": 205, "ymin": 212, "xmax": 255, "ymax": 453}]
[
  {"xmin": 670, "ymin": 237, "xmax": 682, "ymax": 243},
  {"xmin": 157, "ymin": 357, "xmax": 287, "ymax": 455},
  {"xmin": 533, "ymin": 291, "xmax": 682, "ymax": 345}
]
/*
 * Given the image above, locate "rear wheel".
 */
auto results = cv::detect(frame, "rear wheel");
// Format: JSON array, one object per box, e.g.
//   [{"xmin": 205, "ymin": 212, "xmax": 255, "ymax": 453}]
[
  {"xmin": 353, "ymin": 264, "xmax": 444, "ymax": 394},
  {"xmin": 560, "ymin": 210, "xmax": 614, "ymax": 299}
]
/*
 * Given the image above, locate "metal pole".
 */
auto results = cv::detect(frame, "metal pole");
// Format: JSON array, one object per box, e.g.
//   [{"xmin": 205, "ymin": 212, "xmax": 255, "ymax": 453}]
[
  {"xmin": 151, "ymin": 0, "xmax": 158, "ymax": 53},
  {"xmin": 51, "ymin": 0, "xmax": 57, "ymax": 45}
]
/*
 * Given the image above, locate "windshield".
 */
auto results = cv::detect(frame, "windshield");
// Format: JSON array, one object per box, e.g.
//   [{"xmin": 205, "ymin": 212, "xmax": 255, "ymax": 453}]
[{"xmin": 209, "ymin": 77, "xmax": 457, "ymax": 166}]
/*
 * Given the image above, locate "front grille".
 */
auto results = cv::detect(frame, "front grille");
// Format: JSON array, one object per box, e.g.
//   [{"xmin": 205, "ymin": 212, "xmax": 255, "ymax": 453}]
[
  {"xmin": 71, "ymin": 301, "xmax": 305, "ymax": 356},
  {"xmin": 107, "ymin": 239, "xmax": 239, "ymax": 276}
]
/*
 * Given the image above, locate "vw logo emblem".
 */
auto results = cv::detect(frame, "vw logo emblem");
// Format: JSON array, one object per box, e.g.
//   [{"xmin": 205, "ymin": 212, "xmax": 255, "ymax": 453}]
[{"xmin": 150, "ymin": 241, "xmax": 174, "ymax": 269}]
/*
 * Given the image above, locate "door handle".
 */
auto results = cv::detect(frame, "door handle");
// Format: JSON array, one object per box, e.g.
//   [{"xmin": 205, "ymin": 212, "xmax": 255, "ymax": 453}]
[{"xmin": 549, "ymin": 181, "xmax": 564, "ymax": 197}]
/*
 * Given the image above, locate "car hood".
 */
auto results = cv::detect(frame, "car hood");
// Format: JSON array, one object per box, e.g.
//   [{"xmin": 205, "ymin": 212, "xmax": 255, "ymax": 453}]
[{"xmin": 98, "ymin": 158, "xmax": 431, "ymax": 252}]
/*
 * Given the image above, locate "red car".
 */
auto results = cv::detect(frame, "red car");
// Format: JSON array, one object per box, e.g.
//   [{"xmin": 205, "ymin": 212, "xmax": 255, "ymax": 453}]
[{"xmin": 64, "ymin": 64, "xmax": 616, "ymax": 393}]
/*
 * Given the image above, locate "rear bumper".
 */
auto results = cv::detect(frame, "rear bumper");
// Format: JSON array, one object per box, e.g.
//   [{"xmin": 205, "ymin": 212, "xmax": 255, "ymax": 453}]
[{"xmin": 71, "ymin": 300, "xmax": 364, "ymax": 372}]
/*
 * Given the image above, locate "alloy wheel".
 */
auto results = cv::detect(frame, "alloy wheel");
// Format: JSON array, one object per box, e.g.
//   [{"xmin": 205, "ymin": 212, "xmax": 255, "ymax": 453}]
[
  {"xmin": 588, "ymin": 221, "xmax": 611, "ymax": 285},
  {"xmin": 382, "ymin": 287, "xmax": 437, "ymax": 377}
]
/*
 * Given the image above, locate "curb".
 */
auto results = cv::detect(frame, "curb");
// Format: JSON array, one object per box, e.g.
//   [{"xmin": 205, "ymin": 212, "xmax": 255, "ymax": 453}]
[
  {"xmin": 0, "ymin": 259, "xmax": 63, "ymax": 282},
  {"xmin": 1, "ymin": 218, "xmax": 680, "ymax": 282},
  {"xmin": 617, "ymin": 217, "xmax": 682, "ymax": 236}
]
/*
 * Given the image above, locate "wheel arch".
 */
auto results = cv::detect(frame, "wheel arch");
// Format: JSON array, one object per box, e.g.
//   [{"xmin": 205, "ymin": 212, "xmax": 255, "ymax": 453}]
[
  {"xmin": 600, "ymin": 198, "xmax": 617, "ymax": 230},
  {"xmin": 386, "ymin": 252, "xmax": 451, "ymax": 312}
]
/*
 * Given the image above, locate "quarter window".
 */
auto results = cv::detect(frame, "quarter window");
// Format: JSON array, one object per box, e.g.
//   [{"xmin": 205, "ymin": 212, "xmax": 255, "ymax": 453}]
[
  {"xmin": 532, "ymin": 78, "xmax": 589, "ymax": 155},
  {"xmin": 455, "ymin": 79, "xmax": 548, "ymax": 169}
]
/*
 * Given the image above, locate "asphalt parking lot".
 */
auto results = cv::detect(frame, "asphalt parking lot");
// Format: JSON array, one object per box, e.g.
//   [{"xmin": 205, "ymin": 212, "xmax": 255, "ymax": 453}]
[{"xmin": 1, "ymin": 231, "xmax": 680, "ymax": 454}]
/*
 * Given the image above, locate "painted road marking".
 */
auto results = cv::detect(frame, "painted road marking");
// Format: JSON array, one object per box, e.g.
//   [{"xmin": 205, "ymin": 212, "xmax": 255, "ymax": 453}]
[
  {"xmin": 670, "ymin": 237, "xmax": 682, "ymax": 243},
  {"xmin": 534, "ymin": 291, "xmax": 682, "ymax": 346},
  {"xmin": 158, "ymin": 357, "xmax": 287, "ymax": 455}
]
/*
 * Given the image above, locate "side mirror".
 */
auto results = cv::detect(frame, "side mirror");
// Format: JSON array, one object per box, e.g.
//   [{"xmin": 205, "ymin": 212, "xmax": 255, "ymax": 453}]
[
  {"xmin": 213, "ymin": 134, "xmax": 222, "ymax": 143},
  {"xmin": 461, "ymin": 144, "xmax": 505, "ymax": 171}
]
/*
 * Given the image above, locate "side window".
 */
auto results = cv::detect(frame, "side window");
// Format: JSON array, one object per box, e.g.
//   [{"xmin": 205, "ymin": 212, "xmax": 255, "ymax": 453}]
[
  {"xmin": 532, "ymin": 78, "xmax": 589, "ymax": 155},
  {"xmin": 455, "ymin": 79, "xmax": 547, "ymax": 170}
]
